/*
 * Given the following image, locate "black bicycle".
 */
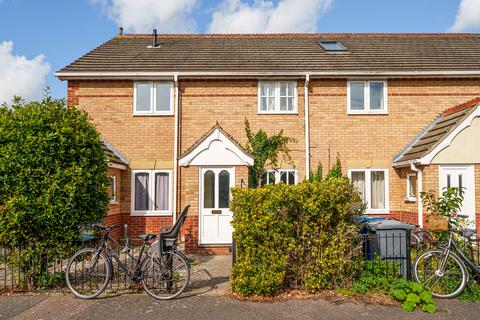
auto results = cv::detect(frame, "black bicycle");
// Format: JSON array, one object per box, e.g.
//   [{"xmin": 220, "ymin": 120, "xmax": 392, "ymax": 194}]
[
  {"xmin": 413, "ymin": 214, "xmax": 480, "ymax": 298},
  {"xmin": 66, "ymin": 206, "xmax": 191, "ymax": 300}
]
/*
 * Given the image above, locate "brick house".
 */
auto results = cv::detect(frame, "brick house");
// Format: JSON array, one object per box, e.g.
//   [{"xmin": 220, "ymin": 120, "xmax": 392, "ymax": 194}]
[{"xmin": 56, "ymin": 33, "xmax": 480, "ymax": 253}]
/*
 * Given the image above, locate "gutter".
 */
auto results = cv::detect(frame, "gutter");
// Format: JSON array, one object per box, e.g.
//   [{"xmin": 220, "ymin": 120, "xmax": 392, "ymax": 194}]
[
  {"xmin": 173, "ymin": 73, "xmax": 179, "ymax": 224},
  {"xmin": 54, "ymin": 70, "xmax": 480, "ymax": 80},
  {"xmin": 304, "ymin": 74, "xmax": 310, "ymax": 180},
  {"xmin": 410, "ymin": 163, "xmax": 423, "ymax": 228}
]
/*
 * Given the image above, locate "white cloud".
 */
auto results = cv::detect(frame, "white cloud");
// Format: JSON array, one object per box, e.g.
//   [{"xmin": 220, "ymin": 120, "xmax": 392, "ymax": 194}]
[
  {"xmin": 208, "ymin": 0, "xmax": 333, "ymax": 34},
  {"xmin": 0, "ymin": 41, "xmax": 51, "ymax": 104},
  {"xmin": 448, "ymin": 0, "xmax": 480, "ymax": 32},
  {"xmin": 91, "ymin": 0, "xmax": 198, "ymax": 33}
]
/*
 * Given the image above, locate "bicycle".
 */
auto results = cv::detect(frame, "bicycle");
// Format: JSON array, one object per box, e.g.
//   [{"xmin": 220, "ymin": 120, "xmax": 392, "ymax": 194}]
[
  {"xmin": 66, "ymin": 205, "xmax": 191, "ymax": 300},
  {"xmin": 413, "ymin": 214, "xmax": 480, "ymax": 298},
  {"xmin": 410, "ymin": 226, "xmax": 434, "ymax": 250}
]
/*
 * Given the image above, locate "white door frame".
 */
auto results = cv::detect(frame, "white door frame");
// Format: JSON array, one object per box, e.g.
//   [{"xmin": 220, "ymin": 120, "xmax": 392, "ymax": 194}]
[
  {"xmin": 198, "ymin": 166, "xmax": 235, "ymax": 245},
  {"xmin": 439, "ymin": 164, "xmax": 476, "ymax": 228}
]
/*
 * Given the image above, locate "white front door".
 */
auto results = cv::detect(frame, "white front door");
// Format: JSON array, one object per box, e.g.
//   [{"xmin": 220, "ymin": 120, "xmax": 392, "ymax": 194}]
[
  {"xmin": 439, "ymin": 165, "xmax": 476, "ymax": 227},
  {"xmin": 199, "ymin": 167, "xmax": 234, "ymax": 245}
]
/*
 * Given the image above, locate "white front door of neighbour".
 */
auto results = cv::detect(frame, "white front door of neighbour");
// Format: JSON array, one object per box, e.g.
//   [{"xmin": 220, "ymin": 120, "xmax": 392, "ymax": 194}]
[
  {"xmin": 439, "ymin": 165, "xmax": 476, "ymax": 228},
  {"xmin": 199, "ymin": 167, "xmax": 234, "ymax": 245}
]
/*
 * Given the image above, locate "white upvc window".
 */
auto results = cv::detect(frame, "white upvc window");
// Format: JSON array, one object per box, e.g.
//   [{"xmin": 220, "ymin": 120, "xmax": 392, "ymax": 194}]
[
  {"xmin": 406, "ymin": 173, "xmax": 417, "ymax": 202},
  {"xmin": 260, "ymin": 169, "xmax": 297, "ymax": 186},
  {"xmin": 133, "ymin": 81, "xmax": 174, "ymax": 115},
  {"xmin": 258, "ymin": 81, "xmax": 297, "ymax": 113},
  {"xmin": 347, "ymin": 80, "xmax": 387, "ymax": 114},
  {"xmin": 109, "ymin": 176, "xmax": 117, "ymax": 203},
  {"xmin": 131, "ymin": 170, "xmax": 172, "ymax": 215},
  {"xmin": 348, "ymin": 168, "xmax": 389, "ymax": 214}
]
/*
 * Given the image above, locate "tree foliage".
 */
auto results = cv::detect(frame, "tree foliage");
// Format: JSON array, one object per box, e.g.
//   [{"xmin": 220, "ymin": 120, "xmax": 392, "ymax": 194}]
[
  {"xmin": 244, "ymin": 118, "xmax": 294, "ymax": 188},
  {"xmin": 0, "ymin": 96, "xmax": 109, "ymax": 275}
]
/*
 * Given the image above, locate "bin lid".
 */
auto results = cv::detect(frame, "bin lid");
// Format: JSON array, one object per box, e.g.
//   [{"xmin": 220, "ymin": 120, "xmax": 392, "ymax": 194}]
[{"xmin": 367, "ymin": 219, "xmax": 415, "ymax": 231}]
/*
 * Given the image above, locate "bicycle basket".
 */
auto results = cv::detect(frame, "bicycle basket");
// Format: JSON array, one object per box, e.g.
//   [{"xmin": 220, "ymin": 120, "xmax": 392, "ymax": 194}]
[
  {"xmin": 78, "ymin": 225, "xmax": 102, "ymax": 241},
  {"xmin": 426, "ymin": 214, "xmax": 449, "ymax": 231}
]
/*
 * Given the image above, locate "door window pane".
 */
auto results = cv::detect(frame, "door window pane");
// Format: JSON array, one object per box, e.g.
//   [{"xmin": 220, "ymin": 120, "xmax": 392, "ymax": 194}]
[
  {"xmin": 204, "ymin": 170, "xmax": 215, "ymax": 208},
  {"xmin": 155, "ymin": 82, "xmax": 171, "ymax": 112},
  {"xmin": 370, "ymin": 82, "xmax": 384, "ymax": 110},
  {"xmin": 351, "ymin": 171, "xmax": 366, "ymax": 202},
  {"xmin": 134, "ymin": 173, "xmax": 149, "ymax": 211},
  {"xmin": 154, "ymin": 172, "xmax": 169, "ymax": 211},
  {"xmin": 288, "ymin": 171, "xmax": 295, "ymax": 185},
  {"xmin": 458, "ymin": 174, "xmax": 463, "ymax": 195},
  {"xmin": 371, "ymin": 171, "xmax": 385, "ymax": 209},
  {"xmin": 135, "ymin": 83, "xmax": 152, "ymax": 112},
  {"xmin": 350, "ymin": 82, "xmax": 365, "ymax": 110},
  {"xmin": 268, "ymin": 171, "xmax": 276, "ymax": 184},
  {"xmin": 219, "ymin": 170, "xmax": 230, "ymax": 208}
]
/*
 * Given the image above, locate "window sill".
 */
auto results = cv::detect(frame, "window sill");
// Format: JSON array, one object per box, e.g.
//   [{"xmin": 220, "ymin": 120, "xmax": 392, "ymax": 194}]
[
  {"xmin": 133, "ymin": 113, "xmax": 174, "ymax": 117},
  {"xmin": 109, "ymin": 201, "xmax": 118, "ymax": 205},
  {"xmin": 365, "ymin": 210, "xmax": 390, "ymax": 215},
  {"xmin": 130, "ymin": 211, "xmax": 172, "ymax": 217},
  {"xmin": 257, "ymin": 111, "xmax": 299, "ymax": 115},
  {"xmin": 405, "ymin": 198, "xmax": 417, "ymax": 203},
  {"xmin": 347, "ymin": 111, "xmax": 388, "ymax": 115}
]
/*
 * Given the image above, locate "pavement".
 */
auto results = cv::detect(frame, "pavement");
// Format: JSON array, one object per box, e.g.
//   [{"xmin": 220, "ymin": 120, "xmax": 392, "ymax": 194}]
[{"xmin": 1, "ymin": 254, "xmax": 480, "ymax": 319}]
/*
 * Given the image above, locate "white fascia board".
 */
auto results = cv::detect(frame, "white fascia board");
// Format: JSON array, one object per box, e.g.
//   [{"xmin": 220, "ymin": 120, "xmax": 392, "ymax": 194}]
[{"xmin": 55, "ymin": 70, "xmax": 480, "ymax": 80}]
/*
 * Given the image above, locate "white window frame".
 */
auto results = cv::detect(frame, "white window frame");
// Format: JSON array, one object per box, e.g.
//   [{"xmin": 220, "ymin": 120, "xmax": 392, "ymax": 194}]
[
  {"xmin": 133, "ymin": 81, "xmax": 174, "ymax": 116},
  {"xmin": 348, "ymin": 168, "xmax": 389, "ymax": 214},
  {"xmin": 109, "ymin": 176, "xmax": 117, "ymax": 204},
  {"xmin": 258, "ymin": 81, "xmax": 298, "ymax": 114},
  {"xmin": 347, "ymin": 80, "xmax": 388, "ymax": 114},
  {"xmin": 260, "ymin": 169, "xmax": 298, "ymax": 185},
  {"xmin": 131, "ymin": 169, "xmax": 172, "ymax": 216},
  {"xmin": 406, "ymin": 173, "xmax": 417, "ymax": 202}
]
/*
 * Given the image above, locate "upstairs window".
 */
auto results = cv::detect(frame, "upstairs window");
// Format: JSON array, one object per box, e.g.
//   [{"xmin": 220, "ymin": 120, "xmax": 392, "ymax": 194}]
[
  {"xmin": 260, "ymin": 169, "xmax": 297, "ymax": 186},
  {"xmin": 134, "ymin": 81, "xmax": 173, "ymax": 115},
  {"xmin": 258, "ymin": 81, "xmax": 297, "ymax": 113},
  {"xmin": 347, "ymin": 81, "xmax": 387, "ymax": 114}
]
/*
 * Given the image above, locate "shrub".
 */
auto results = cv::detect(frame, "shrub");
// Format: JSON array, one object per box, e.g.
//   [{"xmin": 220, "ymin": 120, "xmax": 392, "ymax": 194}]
[
  {"xmin": 0, "ymin": 96, "xmax": 110, "ymax": 287},
  {"xmin": 230, "ymin": 164, "xmax": 363, "ymax": 295}
]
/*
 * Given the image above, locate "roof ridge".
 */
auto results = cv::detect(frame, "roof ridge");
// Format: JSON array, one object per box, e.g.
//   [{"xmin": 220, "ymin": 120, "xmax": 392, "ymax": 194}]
[
  {"xmin": 118, "ymin": 33, "xmax": 480, "ymax": 39},
  {"xmin": 443, "ymin": 97, "xmax": 480, "ymax": 116}
]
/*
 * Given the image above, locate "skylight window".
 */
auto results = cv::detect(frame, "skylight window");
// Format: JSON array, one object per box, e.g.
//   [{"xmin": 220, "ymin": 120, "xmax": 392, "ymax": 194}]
[{"xmin": 319, "ymin": 41, "xmax": 347, "ymax": 52}]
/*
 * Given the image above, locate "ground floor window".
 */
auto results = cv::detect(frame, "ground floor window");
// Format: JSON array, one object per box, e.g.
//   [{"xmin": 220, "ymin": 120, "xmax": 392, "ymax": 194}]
[
  {"xmin": 348, "ymin": 168, "xmax": 389, "ymax": 213},
  {"xmin": 109, "ymin": 176, "xmax": 116, "ymax": 203},
  {"xmin": 260, "ymin": 169, "xmax": 297, "ymax": 186},
  {"xmin": 131, "ymin": 170, "xmax": 172, "ymax": 215},
  {"xmin": 406, "ymin": 173, "xmax": 417, "ymax": 202}
]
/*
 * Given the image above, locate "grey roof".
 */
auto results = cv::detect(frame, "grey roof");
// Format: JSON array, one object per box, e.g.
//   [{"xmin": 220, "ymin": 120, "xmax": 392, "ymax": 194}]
[
  {"xmin": 393, "ymin": 97, "xmax": 480, "ymax": 165},
  {"xmin": 58, "ymin": 33, "xmax": 480, "ymax": 74},
  {"xmin": 102, "ymin": 140, "xmax": 129, "ymax": 166}
]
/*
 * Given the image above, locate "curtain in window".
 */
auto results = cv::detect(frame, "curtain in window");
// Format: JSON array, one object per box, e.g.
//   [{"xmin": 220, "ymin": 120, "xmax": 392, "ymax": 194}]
[
  {"xmin": 155, "ymin": 172, "xmax": 169, "ymax": 211},
  {"xmin": 351, "ymin": 171, "xmax": 366, "ymax": 203},
  {"xmin": 109, "ymin": 177, "xmax": 115, "ymax": 201},
  {"xmin": 371, "ymin": 171, "xmax": 385, "ymax": 209},
  {"xmin": 135, "ymin": 173, "xmax": 149, "ymax": 211}
]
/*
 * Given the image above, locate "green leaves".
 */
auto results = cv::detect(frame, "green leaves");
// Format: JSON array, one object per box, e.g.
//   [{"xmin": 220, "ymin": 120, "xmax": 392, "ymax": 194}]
[
  {"xmin": 0, "ymin": 96, "xmax": 110, "ymax": 283},
  {"xmin": 244, "ymin": 118, "xmax": 295, "ymax": 188}
]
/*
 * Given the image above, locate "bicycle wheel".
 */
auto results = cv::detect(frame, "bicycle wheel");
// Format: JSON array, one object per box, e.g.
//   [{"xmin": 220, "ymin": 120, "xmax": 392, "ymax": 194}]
[
  {"xmin": 411, "ymin": 233, "xmax": 422, "ymax": 249},
  {"xmin": 65, "ymin": 248, "xmax": 111, "ymax": 299},
  {"xmin": 413, "ymin": 249, "xmax": 468, "ymax": 298},
  {"xmin": 141, "ymin": 250, "xmax": 190, "ymax": 300}
]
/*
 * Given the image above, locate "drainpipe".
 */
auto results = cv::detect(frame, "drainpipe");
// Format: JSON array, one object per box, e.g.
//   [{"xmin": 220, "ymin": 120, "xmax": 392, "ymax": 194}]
[
  {"xmin": 304, "ymin": 74, "xmax": 310, "ymax": 180},
  {"xmin": 173, "ymin": 73, "xmax": 179, "ymax": 224},
  {"xmin": 411, "ymin": 163, "xmax": 423, "ymax": 228}
]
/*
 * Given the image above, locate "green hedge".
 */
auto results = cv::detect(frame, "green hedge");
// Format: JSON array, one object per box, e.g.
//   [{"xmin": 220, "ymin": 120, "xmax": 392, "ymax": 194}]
[{"xmin": 230, "ymin": 174, "xmax": 363, "ymax": 296}]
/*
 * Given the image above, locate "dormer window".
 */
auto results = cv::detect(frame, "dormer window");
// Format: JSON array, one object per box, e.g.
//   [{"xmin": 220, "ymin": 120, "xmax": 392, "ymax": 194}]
[{"xmin": 134, "ymin": 81, "xmax": 173, "ymax": 115}]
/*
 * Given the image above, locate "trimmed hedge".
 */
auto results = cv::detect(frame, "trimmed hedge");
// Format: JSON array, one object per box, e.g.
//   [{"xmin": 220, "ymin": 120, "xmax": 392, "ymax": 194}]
[{"xmin": 230, "ymin": 174, "xmax": 363, "ymax": 296}]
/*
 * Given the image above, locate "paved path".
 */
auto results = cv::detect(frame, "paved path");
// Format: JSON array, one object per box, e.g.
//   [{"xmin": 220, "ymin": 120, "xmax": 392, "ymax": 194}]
[{"xmin": 1, "ymin": 294, "xmax": 480, "ymax": 320}]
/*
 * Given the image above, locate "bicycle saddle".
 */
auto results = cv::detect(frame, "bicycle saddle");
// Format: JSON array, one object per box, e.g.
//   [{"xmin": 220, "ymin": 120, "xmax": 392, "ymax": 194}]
[{"xmin": 138, "ymin": 234, "xmax": 157, "ymax": 242}]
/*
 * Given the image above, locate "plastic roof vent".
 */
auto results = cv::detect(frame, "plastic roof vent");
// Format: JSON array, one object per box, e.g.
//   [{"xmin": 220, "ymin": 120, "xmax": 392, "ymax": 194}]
[{"xmin": 319, "ymin": 41, "xmax": 347, "ymax": 52}]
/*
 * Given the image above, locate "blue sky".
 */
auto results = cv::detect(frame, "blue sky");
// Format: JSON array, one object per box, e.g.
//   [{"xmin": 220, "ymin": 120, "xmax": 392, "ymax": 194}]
[{"xmin": 0, "ymin": 0, "xmax": 478, "ymax": 102}]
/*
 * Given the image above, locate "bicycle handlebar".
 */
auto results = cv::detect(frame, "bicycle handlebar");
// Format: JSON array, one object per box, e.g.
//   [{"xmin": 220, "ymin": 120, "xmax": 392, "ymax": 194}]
[{"xmin": 83, "ymin": 224, "xmax": 120, "ymax": 232}]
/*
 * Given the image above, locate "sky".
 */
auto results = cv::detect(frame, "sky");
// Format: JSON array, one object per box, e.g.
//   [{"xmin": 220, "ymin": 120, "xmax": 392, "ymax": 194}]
[{"xmin": 0, "ymin": 0, "xmax": 479, "ymax": 103}]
